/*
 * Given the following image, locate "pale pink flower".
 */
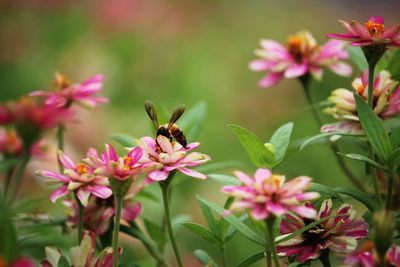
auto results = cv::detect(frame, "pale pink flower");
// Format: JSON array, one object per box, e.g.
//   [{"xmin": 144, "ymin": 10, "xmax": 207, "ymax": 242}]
[
  {"xmin": 321, "ymin": 70, "xmax": 400, "ymax": 134},
  {"xmin": 343, "ymin": 242, "xmax": 400, "ymax": 267},
  {"xmin": 221, "ymin": 168, "xmax": 320, "ymax": 220},
  {"xmin": 327, "ymin": 16, "xmax": 400, "ymax": 47},
  {"xmin": 0, "ymin": 128, "xmax": 23, "ymax": 155},
  {"xmin": 276, "ymin": 199, "xmax": 369, "ymax": 263},
  {"xmin": 37, "ymin": 150, "xmax": 112, "ymax": 206},
  {"xmin": 84, "ymin": 144, "xmax": 159, "ymax": 181},
  {"xmin": 31, "ymin": 73, "xmax": 109, "ymax": 109},
  {"xmin": 249, "ymin": 31, "xmax": 352, "ymax": 88},
  {"xmin": 135, "ymin": 135, "xmax": 210, "ymax": 181}
]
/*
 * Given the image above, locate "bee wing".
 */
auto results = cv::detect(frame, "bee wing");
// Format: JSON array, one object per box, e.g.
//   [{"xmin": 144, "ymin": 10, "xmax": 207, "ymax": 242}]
[
  {"xmin": 144, "ymin": 100, "xmax": 159, "ymax": 129},
  {"xmin": 167, "ymin": 105, "xmax": 185, "ymax": 129}
]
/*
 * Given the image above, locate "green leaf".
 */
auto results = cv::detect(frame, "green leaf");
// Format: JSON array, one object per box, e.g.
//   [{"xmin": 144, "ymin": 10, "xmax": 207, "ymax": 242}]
[
  {"xmin": 0, "ymin": 198, "xmax": 17, "ymax": 263},
  {"xmin": 197, "ymin": 195, "xmax": 265, "ymax": 245},
  {"xmin": 354, "ymin": 93, "xmax": 392, "ymax": 161},
  {"xmin": 390, "ymin": 127, "xmax": 400, "ymax": 149},
  {"xmin": 194, "ymin": 249, "xmax": 219, "ymax": 267},
  {"xmin": 270, "ymin": 122, "xmax": 294, "ymax": 164},
  {"xmin": 0, "ymin": 157, "xmax": 19, "ymax": 172},
  {"xmin": 57, "ymin": 255, "xmax": 70, "ymax": 267},
  {"xmin": 387, "ymin": 50, "xmax": 400, "ymax": 81},
  {"xmin": 179, "ymin": 102, "xmax": 207, "ymax": 142},
  {"xmin": 348, "ymin": 46, "xmax": 368, "ymax": 70},
  {"xmin": 228, "ymin": 124, "xmax": 275, "ymax": 168},
  {"xmin": 338, "ymin": 153, "xmax": 388, "ymax": 171},
  {"xmin": 111, "ymin": 133, "xmax": 135, "ymax": 147},
  {"xmin": 300, "ymin": 132, "xmax": 363, "ymax": 150},
  {"xmin": 199, "ymin": 200, "xmax": 219, "ymax": 235},
  {"xmin": 195, "ymin": 161, "xmax": 242, "ymax": 173},
  {"xmin": 181, "ymin": 222, "xmax": 221, "ymax": 243},
  {"xmin": 334, "ymin": 187, "xmax": 378, "ymax": 212},
  {"xmin": 224, "ymin": 214, "xmax": 248, "ymax": 243},
  {"xmin": 143, "ymin": 219, "xmax": 167, "ymax": 248},
  {"xmin": 208, "ymin": 174, "xmax": 241, "ymax": 185},
  {"xmin": 236, "ymin": 252, "xmax": 265, "ymax": 267},
  {"xmin": 309, "ymin": 182, "xmax": 343, "ymax": 202}
]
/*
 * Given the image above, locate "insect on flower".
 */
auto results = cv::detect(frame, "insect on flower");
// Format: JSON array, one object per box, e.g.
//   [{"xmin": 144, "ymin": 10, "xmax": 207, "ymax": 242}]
[{"xmin": 144, "ymin": 100, "xmax": 188, "ymax": 148}]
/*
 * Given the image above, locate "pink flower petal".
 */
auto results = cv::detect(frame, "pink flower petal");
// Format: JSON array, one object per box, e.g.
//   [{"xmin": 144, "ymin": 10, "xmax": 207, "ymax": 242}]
[
  {"xmin": 254, "ymin": 168, "xmax": 271, "ymax": 184},
  {"xmin": 258, "ymin": 72, "xmax": 284, "ymax": 88},
  {"xmin": 148, "ymin": 169, "xmax": 169, "ymax": 181},
  {"xmin": 50, "ymin": 185, "xmax": 69, "ymax": 203},
  {"xmin": 77, "ymin": 189, "xmax": 91, "ymax": 206},
  {"xmin": 127, "ymin": 147, "xmax": 143, "ymax": 165},
  {"xmin": 179, "ymin": 167, "xmax": 207, "ymax": 179},
  {"xmin": 105, "ymin": 144, "xmax": 118, "ymax": 162},
  {"xmin": 156, "ymin": 135, "xmax": 174, "ymax": 155},
  {"xmin": 382, "ymin": 24, "xmax": 400, "ymax": 39},
  {"xmin": 326, "ymin": 33, "xmax": 360, "ymax": 40},
  {"xmin": 284, "ymin": 64, "xmax": 307, "ymax": 78},
  {"xmin": 368, "ymin": 16, "xmax": 384, "ymax": 24},
  {"xmin": 122, "ymin": 202, "xmax": 142, "ymax": 222},
  {"xmin": 328, "ymin": 62, "xmax": 353, "ymax": 76},
  {"xmin": 233, "ymin": 170, "xmax": 254, "ymax": 185},
  {"xmin": 39, "ymin": 171, "xmax": 70, "ymax": 182},
  {"xmin": 58, "ymin": 151, "xmax": 76, "ymax": 169},
  {"xmin": 87, "ymin": 185, "xmax": 112, "ymax": 199},
  {"xmin": 350, "ymin": 20, "xmax": 371, "ymax": 39}
]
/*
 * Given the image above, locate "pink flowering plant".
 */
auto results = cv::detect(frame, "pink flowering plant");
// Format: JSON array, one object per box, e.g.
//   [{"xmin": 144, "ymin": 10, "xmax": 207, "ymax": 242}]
[{"xmin": 2, "ymin": 13, "xmax": 400, "ymax": 267}]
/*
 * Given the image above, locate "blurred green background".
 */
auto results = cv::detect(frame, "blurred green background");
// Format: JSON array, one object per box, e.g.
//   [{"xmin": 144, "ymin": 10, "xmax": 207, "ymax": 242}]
[{"xmin": 1, "ymin": 0, "xmax": 399, "ymax": 266}]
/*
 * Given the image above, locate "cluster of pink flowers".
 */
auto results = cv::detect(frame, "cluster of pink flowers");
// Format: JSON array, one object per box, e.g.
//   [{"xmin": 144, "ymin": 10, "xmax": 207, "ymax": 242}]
[
  {"xmin": 221, "ymin": 168, "xmax": 320, "ymax": 220},
  {"xmin": 321, "ymin": 70, "xmax": 400, "ymax": 134},
  {"xmin": 249, "ymin": 30, "xmax": 352, "ymax": 88}
]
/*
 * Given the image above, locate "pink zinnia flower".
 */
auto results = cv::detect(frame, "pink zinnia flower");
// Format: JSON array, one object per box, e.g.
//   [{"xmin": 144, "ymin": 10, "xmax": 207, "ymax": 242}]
[
  {"xmin": 249, "ymin": 30, "xmax": 352, "ymax": 88},
  {"xmin": 321, "ymin": 70, "xmax": 400, "ymax": 134},
  {"xmin": 276, "ymin": 199, "xmax": 369, "ymax": 263},
  {"xmin": 135, "ymin": 135, "xmax": 210, "ymax": 181},
  {"xmin": 343, "ymin": 242, "xmax": 400, "ymax": 267},
  {"xmin": 221, "ymin": 168, "xmax": 320, "ymax": 220},
  {"xmin": 37, "ymin": 150, "xmax": 112, "ymax": 206},
  {"xmin": 84, "ymin": 144, "xmax": 159, "ymax": 181},
  {"xmin": 327, "ymin": 16, "xmax": 400, "ymax": 47},
  {"xmin": 31, "ymin": 73, "xmax": 109, "ymax": 109},
  {"xmin": 0, "ymin": 128, "xmax": 23, "ymax": 156}
]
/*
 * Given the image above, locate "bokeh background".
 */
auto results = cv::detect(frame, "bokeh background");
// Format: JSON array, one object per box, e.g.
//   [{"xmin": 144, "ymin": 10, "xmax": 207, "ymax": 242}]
[{"xmin": 1, "ymin": 0, "xmax": 400, "ymax": 266}]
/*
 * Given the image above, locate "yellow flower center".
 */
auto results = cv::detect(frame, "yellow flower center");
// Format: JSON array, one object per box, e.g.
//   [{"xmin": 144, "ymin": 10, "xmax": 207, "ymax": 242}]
[
  {"xmin": 53, "ymin": 72, "xmax": 71, "ymax": 90},
  {"xmin": 76, "ymin": 163, "xmax": 88, "ymax": 175},
  {"xmin": 364, "ymin": 20, "xmax": 385, "ymax": 37},
  {"xmin": 123, "ymin": 156, "xmax": 133, "ymax": 171},
  {"xmin": 357, "ymin": 85, "xmax": 366, "ymax": 95},
  {"xmin": 286, "ymin": 32, "xmax": 317, "ymax": 62}
]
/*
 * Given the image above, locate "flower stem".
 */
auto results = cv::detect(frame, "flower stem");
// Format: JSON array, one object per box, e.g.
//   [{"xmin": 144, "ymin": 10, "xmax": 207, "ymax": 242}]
[
  {"xmin": 369, "ymin": 146, "xmax": 383, "ymax": 206},
  {"xmin": 319, "ymin": 250, "xmax": 332, "ymax": 267},
  {"xmin": 299, "ymin": 76, "xmax": 366, "ymax": 192},
  {"xmin": 112, "ymin": 195, "xmax": 123, "ymax": 267},
  {"xmin": 386, "ymin": 173, "xmax": 394, "ymax": 210},
  {"xmin": 266, "ymin": 217, "xmax": 280, "ymax": 267},
  {"xmin": 367, "ymin": 62, "xmax": 376, "ymax": 108},
  {"xmin": 220, "ymin": 243, "xmax": 227, "ymax": 267},
  {"xmin": 73, "ymin": 192, "xmax": 84, "ymax": 243},
  {"xmin": 57, "ymin": 125, "xmax": 65, "ymax": 173},
  {"xmin": 7, "ymin": 151, "xmax": 30, "ymax": 204},
  {"xmin": 160, "ymin": 176, "xmax": 184, "ymax": 267}
]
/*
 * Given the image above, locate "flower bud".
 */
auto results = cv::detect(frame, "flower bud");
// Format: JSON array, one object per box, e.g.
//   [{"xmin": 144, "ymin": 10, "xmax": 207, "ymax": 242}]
[{"xmin": 373, "ymin": 210, "xmax": 395, "ymax": 260}]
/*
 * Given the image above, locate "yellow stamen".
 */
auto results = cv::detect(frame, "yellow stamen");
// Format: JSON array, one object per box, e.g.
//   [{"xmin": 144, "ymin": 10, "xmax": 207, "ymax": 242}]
[
  {"xmin": 364, "ymin": 20, "xmax": 385, "ymax": 36},
  {"xmin": 53, "ymin": 72, "xmax": 71, "ymax": 90},
  {"xmin": 123, "ymin": 156, "xmax": 132, "ymax": 171},
  {"xmin": 76, "ymin": 163, "xmax": 88, "ymax": 175}
]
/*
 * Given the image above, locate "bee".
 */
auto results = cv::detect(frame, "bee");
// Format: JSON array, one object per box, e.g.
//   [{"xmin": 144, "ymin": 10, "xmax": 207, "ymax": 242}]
[{"xmin": 144, "ymin": 100, "xmax": 188, "ymax": 148}]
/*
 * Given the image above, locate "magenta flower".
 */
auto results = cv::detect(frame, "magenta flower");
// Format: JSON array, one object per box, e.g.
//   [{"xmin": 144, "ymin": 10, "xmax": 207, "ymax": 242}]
[
  {"xmin": 276, "ymin": 199, "xmax": 369, "ymax": 263},
  {"xmin": 37, "ymin": 150, "xmax": 112, "ymax": 206},
  {"xmin": 84, "ymin": 144, "xmax": 159, "ymax": 181},
  {"xmin": 327, "ymin": 16, "xmax": 400, "ymax": 47},
  {"xmin": 31, "ymin": 73, "xmax": 109, "ymax": 109},
  {"xmin": 135, "ymin": 135, "xmax": 210, "ymax": 181},
  {"xmin": 321, "ymin": 70, "xmax": 400, "ymax": 134},
  {"xmin": 0, "ymin": 128, "xmax": 23, "ymax": 156},
  {"xmin": 221, "ymin": 168, "xmax": 320, "ymax": 220},
  {"xmin": 249, "ymin": 30, "xmax": 352, "ymax": 88},
  {"xmin": 343, "ymin": 242, "xmax": 400, "ymax": 267}
]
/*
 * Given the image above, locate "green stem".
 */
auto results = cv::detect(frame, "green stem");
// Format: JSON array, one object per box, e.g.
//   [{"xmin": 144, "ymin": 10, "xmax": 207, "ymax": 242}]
[
  {"xmin": 4, "ymin": 165, "xmax": 16, "ymax": 196},
  {"xmin": 73, "ymin": 192, "xmax": 84, "ymax": 243},
  {"xmin": 57, "ymin": 125, "xmax": 65, "ymax": 173},
  {"xmin": 220, "ymin": 244, "xmax": 227, "ymax": 267},
  {"xmin": 7, "ymin": 152, "xmax": 30, "ymax": 204},
  {"xmin": 120, "ymin": 223, "xmax": 169, "ymax": 267},
  {"xmin": 386, "ymin": 173, "xmax": 394, "ymax": 210},
  {"xmin": 367, "ymin": 62, "xmax": 376, "ymax": 108},
  {"xmin": 266, "ymin": 218, "xmax": 280, "ymax": 267},
  {"xmin": 319, "ymin": 250, "xmax": 332, "ymax": 267},
  {"xmin": 265, "ymin": 228, "xmax": 272, "ymax": 267},
  {"xmin": 112, "ymin": 195, "xmax": 123, "ymax": 267},
  {"xmin": 160, "ymin": 176, "xmax": 184, "ymax": 267},
  {"xmin": 299, "ymin": 76, "xmax": 366, "ymax": 192},
  {"xmin": 369, "ymin": 146, "xmax": 383, "ymax": 206}
]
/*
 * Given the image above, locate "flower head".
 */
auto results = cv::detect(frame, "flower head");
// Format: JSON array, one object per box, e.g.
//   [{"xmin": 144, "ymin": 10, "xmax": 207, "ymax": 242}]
[
  {"xmin": 31, "ymin": 73, "xmax": 109, "ymax": 109},
  {"xmin": 135, "ymin": 135, "xmax": 210, "ymax": 181},
  {"xmin": 0, "ymin": 128, "xmax": 23, "ymax": 156},
  {"xmin": 327, "ymin": 16, "xmax": 400, "ymax": 47},
  {"xmin": 37, "ymin": 150, "xmax": 112, "ymax": 206},
  {"xmin": 221, "ymin": 168, "xmax": 320, "ymax": 220},
  {"xmin": 249, "ymin": 30, "xmax": 352, "ymax": 88},
  {"xmin": 276, "ymin": 199, "xmax": 369, "ymax": 263},
  {"xmin": 321, "ymin": 70, "xmax": 400, "ymax": 134}
]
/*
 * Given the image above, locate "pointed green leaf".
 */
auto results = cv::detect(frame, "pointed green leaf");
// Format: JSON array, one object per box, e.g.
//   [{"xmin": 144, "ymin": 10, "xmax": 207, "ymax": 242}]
[
  {"xmin": 309, "ymin": 182, "xmax": 343, "ymax": 201},
  {"xmin": 390, "ymin": 127, "xmax": 400, "ymax": 149},
  {"xmin": 270, "ymin": 122, "xmax": 294, "ymax": 164},
  {"xmin": 354, "ymin": 93, "xmax": 392, "ymax": 161},
  {"xmin": 348, "ymin": 46, "xmax": 368, "ymax": 70},
  {"xmin": 338, "ymin": 153, "xmax": 388, "ymax": 171},
  {"xmin": 300, "ymin": 132, "xmax": 363, "ymax": 150},
  {"xmin": 194, "ymin": 249, "xmax": 219, "ymax": 267},
  {"xmin": 199, "ymin": 200, "xmax": 219, "ymax": 235},
  {"xmin": 57, "ymin": 255, "xmax": 70, "ymax": 267},
  {"xmin": 236, "ymin": 252, "xmax": 265, "ymax": 267},
  {"xmin": 208, "ymin": 174, "xmax": 241, "ymax": 185},
  {"xmin": 334, "ymin": 187, "xmax": 378, "ymax": 212},
  {"xmin": 181, "ymin": 222, "xmax": 221, "ymax": 243},
  {"xmin": 111, "ymin": 133, "xmax": 135, "ymax": 147},
  {"xmin": 387, "ymin": 50, "xmax": 400, "ymax": 81},
  {"xmin": 197, "ymin": 195, "xmax": 265, "ymax": 245},
  {"xmin": 228, "ymin": 124, "xmax": 275, "ymax": 168}
]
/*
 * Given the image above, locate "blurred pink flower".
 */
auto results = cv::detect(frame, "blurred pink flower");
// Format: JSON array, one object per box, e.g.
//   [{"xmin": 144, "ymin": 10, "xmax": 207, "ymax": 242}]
[
  {"xmin": 327, "ymin": 16, "xmax": 400, "ymax": 47},
  {"xmin": 31, "ymin": 73, "xmax": 108, "ymax": 109},
  {"xmin": 321, "ymin": 70, "xmax": 400, "ymax": 134},
  {"xmin": 221, "ymin": 168, "xmax": 319, "ymax": 220},
  {"xmin": 84, "ymin": 144, "xmax": 159, "ymax": 181},
  {"xmin": 249, "ymin": 31, "xmax": 352, "ymax": 88},
  {"xmin": 135, "ymin": 135, "xmax": 210, "ymax": 181},
  {"xmin": 8, "ymin": 257, "xmax": 35, "ymax": 267},
  {"xmin": 0, "ymin": 128, "xmax": 23, "ymax": 155},
  {"xmin": 37, "ymin": 150, "xmax": 112, "ymax": 206},
  {"xmin": 276, "ymin": 199, "xmax": 368, "ymax": 263}
]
